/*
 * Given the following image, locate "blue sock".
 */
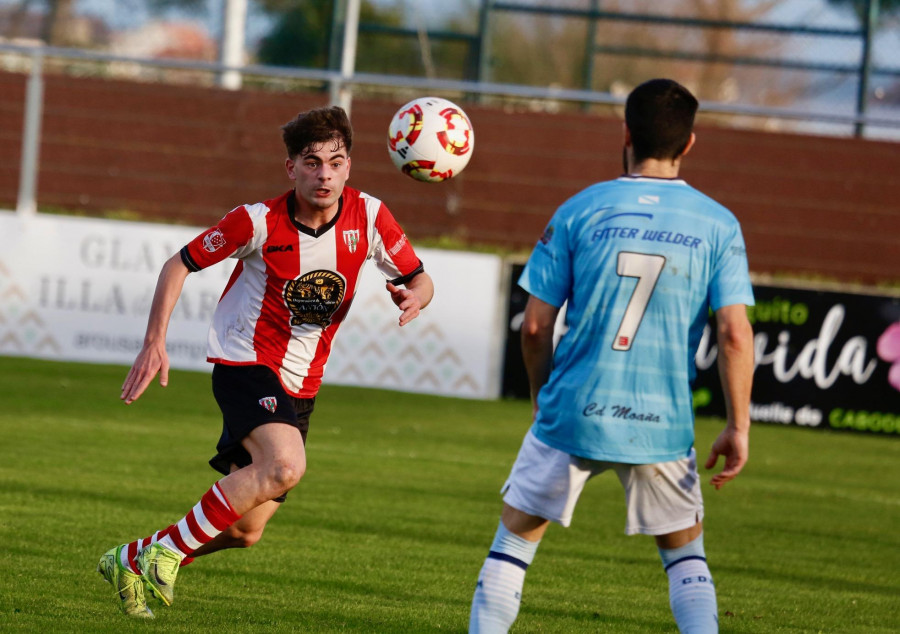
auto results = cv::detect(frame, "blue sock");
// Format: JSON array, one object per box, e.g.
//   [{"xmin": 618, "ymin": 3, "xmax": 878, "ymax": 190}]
[
  {"xmin": 659, "ymin": 534, "xmax": 719, "ymax": 633},
  {"xmin": 469, "ymin": 520, "xmax": 540, "ymax": 633}
]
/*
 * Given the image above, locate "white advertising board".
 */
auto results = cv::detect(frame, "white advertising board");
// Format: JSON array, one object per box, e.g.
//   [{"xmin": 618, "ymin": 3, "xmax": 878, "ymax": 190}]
[{"xmin": 0, "ymin": 211, "xmax": 505, "ymax": 399}]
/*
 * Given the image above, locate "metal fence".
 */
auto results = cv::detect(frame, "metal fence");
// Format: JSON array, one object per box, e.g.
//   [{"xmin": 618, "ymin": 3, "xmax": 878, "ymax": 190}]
[
  {"xmin": 478, "ymin": 1, "xmax": 896, "ymax": 139},
  {"xmin": 325, "ymin": 1, "xmax": 900, "ymax": 138},
  {"xmin": 2, "ymin": 1, "xmax": 899, "ymax": 136}
]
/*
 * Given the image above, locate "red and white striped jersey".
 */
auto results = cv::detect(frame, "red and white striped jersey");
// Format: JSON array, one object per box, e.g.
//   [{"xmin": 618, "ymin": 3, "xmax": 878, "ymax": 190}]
[{"xmin": 180, "ymin": 187, "xmax": 424, "ymax": 397}]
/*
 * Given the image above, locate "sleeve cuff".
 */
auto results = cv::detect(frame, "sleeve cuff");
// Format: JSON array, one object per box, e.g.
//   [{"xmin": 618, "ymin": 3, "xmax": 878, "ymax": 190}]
[
  {"xmin": 180, "ymin": 245, "xmax": 203, "ymax": 273},
  {"xmin": 389, "ymin": 260, "xmax": 424, "ymax": 286}
]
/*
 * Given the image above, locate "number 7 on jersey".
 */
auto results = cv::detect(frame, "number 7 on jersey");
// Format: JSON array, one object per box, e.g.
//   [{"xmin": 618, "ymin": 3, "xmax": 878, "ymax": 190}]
[{"xmin": 613, "ymin": 252, "xmax": 666, "ymax": 351}]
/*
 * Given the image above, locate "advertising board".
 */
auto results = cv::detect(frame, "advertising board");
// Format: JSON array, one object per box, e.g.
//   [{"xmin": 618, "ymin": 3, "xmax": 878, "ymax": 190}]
[
  {"xmin": 693, "ymin": 285, "xmax": 900, "ymax": 435},
  {"xmin": 0, "ymin": 211, "xmax": 505, "ymax": 399}
]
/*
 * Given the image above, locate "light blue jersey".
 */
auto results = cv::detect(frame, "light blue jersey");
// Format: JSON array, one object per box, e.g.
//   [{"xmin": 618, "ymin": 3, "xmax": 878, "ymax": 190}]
[{"xmin": 520, "ymin": 176, "xmax": 754, "ymax": 464}]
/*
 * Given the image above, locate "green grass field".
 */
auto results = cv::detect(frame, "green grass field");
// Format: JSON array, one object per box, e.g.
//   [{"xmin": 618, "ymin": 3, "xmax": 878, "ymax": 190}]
[{"xmin": 0, "ymin": 357, "xmax": 898, "ymax": 633}]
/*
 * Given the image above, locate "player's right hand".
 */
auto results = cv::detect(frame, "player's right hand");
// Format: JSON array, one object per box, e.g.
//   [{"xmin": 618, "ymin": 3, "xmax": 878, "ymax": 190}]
[{"xmin": 121, "ymin": 344, "xmax": 170, "ymax": 404}]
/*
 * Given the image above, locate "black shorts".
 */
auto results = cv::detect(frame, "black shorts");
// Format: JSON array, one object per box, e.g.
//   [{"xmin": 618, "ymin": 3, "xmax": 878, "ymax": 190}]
[{"xmin": 210, "ymin": 364, "xmax": 314, "ymax": 501}]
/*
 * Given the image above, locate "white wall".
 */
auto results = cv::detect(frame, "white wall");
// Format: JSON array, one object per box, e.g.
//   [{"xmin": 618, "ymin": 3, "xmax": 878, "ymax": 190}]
[{"xmin": 0, "ymin": 211, "xmax": 506, "ymax": 399}]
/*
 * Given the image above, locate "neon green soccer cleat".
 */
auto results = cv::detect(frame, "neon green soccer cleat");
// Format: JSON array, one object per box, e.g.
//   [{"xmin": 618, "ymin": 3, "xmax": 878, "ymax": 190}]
[
  {"xmin": 97, "ymin": 546, "xmax": 154, "ymax": 618},
  {"xmin": 136, "ymin": 542, "xmax": 183, "ymax": 607}
]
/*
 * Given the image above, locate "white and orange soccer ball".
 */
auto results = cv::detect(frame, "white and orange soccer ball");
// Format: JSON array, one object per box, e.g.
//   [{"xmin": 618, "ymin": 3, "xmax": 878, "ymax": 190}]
[{"xmin": 387, "ymin": 96, "xmax": 474, "ymax": 183}]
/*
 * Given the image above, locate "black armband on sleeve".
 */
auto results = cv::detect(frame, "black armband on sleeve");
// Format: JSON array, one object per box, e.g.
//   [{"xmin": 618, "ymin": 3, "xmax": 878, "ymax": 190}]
[
  {"xmin": 389, "ymin": 260, "xmax": 425, "ymax": 286},
  {"xmin": 180, "ymin": 246, "xmax": 203, "ymax": 273}
]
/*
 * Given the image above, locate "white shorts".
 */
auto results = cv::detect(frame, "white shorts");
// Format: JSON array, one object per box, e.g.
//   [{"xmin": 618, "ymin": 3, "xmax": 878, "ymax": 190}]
[{"xmin": 501, "ymin": 431, "xmax": 704, "ymax": 535}]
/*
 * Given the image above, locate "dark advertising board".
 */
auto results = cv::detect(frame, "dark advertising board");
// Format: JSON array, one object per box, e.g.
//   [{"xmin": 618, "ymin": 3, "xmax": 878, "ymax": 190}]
[
  {"xmin": 503, "ymin": 267, "xmax": 900, "ymax": 435},
  {"xmin": 501, "ymin": 263, "xmax": 531, "ymax": 400},
  {"xmin": 693, "ymin": 285, "xmax": 900, "ymax": 435}
]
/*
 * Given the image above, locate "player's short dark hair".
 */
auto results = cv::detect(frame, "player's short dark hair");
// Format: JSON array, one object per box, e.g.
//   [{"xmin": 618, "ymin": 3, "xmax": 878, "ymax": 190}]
[
  {"xmin": 625, "ymin": 79, "xmax": 698, "ymax": 164},
  {"xmin": 281, "ymin": 106, "xmax": 353, "ymax": 158}
]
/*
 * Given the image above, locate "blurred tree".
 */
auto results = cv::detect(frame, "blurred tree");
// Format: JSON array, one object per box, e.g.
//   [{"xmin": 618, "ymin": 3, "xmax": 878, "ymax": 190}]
[
  {"xmin": 254, "ymin": 0, "xmax": 474, "ymax": 78},
  {"xmin": 41, "ymin": 0, "xmax": 72, "ymax": 44},
  {"xmin": 826, "ymin": 0, "xmax": 900, "ymax": 21},
  {"xmin": 145, "ymin": 0, "xmax": 207, "ymax": 9},
  {"xmin": 484, "ymin": 0, "xmax": 828, "ymax": 121},
  {"xmin": 1, "ymin": 0, "xmax": 76, "ymax": 45},
  {"xmin": 20, "ymin": 0, "xmax": 846, "ymax": 103},
  {"xmin": 9, "ymin": 0, "xmax": 474, "ymax": 77},
  {"xmin": 255, "ymin": 2, "xmax": 333, "ymax": 68},
  {"xmin": 3, "ymin": 0, "xmax": 36, "ymax": 40},
  {"xmin": 256, "ymin": 1, "xmax": 415, "ymax": 72},
  {"xmin": 2, "ymin": 0, "xmax": 206, "ymax": 46}
]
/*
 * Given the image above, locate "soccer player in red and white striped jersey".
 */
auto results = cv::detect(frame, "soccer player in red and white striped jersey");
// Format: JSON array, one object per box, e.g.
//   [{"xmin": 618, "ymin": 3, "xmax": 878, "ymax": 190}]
[{"xmin": 97, "ymin": 106, "xmax": 434, "ymax": 618}]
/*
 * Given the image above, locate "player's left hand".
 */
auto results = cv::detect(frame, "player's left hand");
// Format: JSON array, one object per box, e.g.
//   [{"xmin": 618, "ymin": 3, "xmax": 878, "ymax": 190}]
[
  {"xmin": 386, "ymin": 282, "xmax": 421, "ymax": 326},
  {"xmin": 705, "ymin": 427, "xmax": 749, "ymax": 490}
]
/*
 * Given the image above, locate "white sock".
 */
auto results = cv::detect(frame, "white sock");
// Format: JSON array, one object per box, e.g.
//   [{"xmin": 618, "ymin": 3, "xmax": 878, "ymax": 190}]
[
  {"xmin": 665, "ymin": 556, "xmax": 718, "ymax": 633},
  {"xmin": 470, "ymin": 557, "xmax": 526, "ymax": 633},
  {"xmin": 469, "ymin": 520, "xmax": 539, "ymax": 633}
]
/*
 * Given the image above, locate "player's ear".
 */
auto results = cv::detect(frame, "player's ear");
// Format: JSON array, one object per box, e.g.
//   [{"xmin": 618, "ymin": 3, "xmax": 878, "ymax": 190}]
[
  {"xmin": 285, "ymin": 157, "xmax": 296, "ymax": 179},
  {"xmin": 623, "ymin": 123, "xmax": 632, "ymax": 147},
  {"xmin": 679, "ymin": 133, "xmax": 696, "ymax": 158},
  {"xmin": 346, "ymin": 156, "xmax": 351, "ymax": 178}
]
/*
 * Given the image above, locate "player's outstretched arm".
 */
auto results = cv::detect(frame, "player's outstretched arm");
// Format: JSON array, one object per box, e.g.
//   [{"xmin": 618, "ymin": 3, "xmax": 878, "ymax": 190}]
[
  {"xmin": 386, "ymin": 272, "xmax": 434, "ymax": 327},
  {"xmin": 705, "ymin": 303, "xmax": 754, "ymax": 489},
  {"xmin": 121, "ymin": 254, "xmax": 191, "ymax": 404}
]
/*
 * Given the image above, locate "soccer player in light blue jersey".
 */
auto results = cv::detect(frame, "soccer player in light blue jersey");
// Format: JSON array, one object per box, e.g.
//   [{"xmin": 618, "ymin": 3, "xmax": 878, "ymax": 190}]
[{"xmin": 469, "ymin": 79, "xmax": 755, "ymax": 634}]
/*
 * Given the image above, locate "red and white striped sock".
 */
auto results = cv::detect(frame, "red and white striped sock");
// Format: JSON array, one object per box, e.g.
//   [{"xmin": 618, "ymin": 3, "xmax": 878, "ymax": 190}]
[
  {"xmin": 120, "ymin": 528, "xmax": 169, "ymax": 574},
  {"xmin": 120, "ymin": 482, "xmax": 241, "ymax": 574}
]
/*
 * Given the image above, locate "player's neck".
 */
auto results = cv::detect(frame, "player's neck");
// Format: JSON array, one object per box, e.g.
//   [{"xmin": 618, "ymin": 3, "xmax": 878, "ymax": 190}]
[
  {"xmin": 292, "ymin": 197, "xmax": 340, "ymax": 230},
  {"xmin": 628, "ymin": 157, "xmax": 682, "ymax": 179}
]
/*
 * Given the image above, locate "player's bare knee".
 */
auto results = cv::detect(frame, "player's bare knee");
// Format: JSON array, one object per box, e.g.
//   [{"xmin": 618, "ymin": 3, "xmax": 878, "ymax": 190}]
[
  {"xmin": 267, "ymin": 458, "xmax": 305, "ymax": 494},
  {"xmin": 232, "ymin": 526, "xmax": 264, "ymax": 548}
]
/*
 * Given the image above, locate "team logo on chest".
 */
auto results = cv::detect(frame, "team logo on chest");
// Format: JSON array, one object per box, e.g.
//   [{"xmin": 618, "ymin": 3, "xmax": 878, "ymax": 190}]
[
  {"xmin": 283, "ymin": 270, "xmax": 347, "ymax": 327},
  {"xmin": 342, "ymin": 229, "xmax": 360, "ymax": 253}
]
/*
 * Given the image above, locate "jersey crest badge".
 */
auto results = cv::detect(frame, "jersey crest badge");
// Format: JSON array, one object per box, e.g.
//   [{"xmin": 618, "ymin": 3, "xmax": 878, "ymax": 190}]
[
  {"xmin": 540, "ymin": 225, "xmax": 554, "ymax": 245},
  {"xmin": 343, "ymin": 229, "xmax": 360, "ymax": 253},
  {"xmin": 283, "ymin": 270, "xmax": 347, "ymax": 327},
  {"xmin": 202, "ymin": 229, "xmax": 227, "ymax": 253},
  {"xmin": 259, "ymin": 396, "xmax": 277, "ymax": 413}
]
